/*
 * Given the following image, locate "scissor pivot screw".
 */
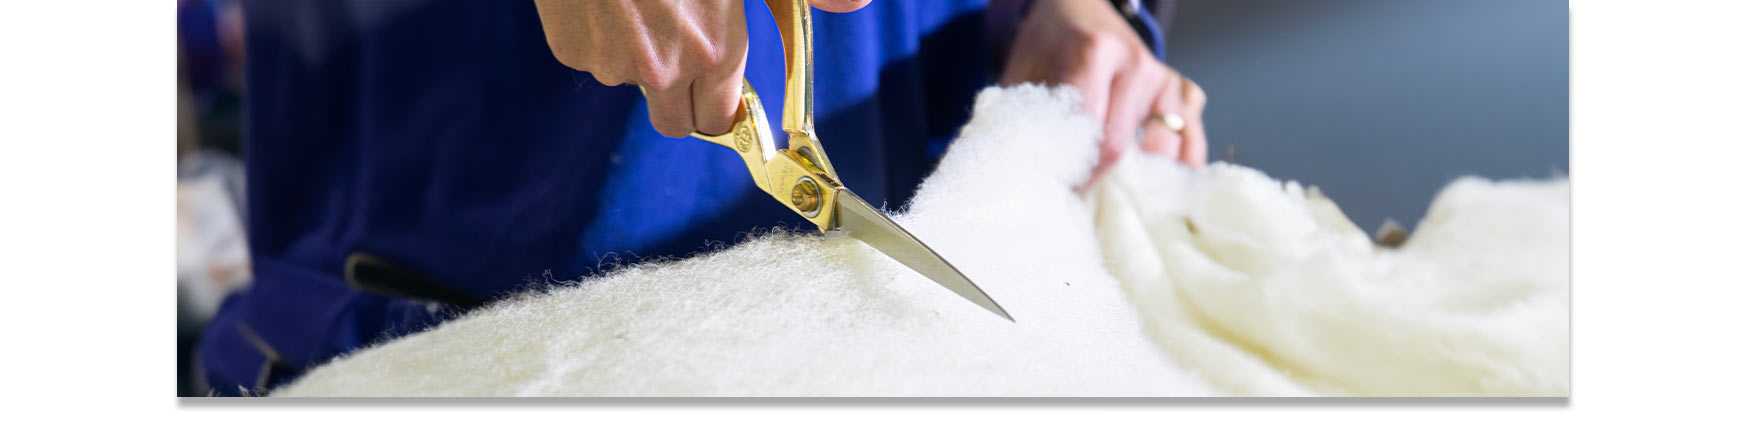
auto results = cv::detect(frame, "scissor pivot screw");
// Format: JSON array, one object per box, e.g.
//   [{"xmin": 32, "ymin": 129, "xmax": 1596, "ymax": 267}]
[{"xmin": 791, "ymin": 177, "xmax": 822, "ymax": 218}]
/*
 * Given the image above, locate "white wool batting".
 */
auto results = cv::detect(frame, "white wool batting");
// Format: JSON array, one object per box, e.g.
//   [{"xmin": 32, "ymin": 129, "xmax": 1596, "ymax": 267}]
[
  {"xmin": 1092, "ymin": 158, "xmax": 1568, "ymax": 396},
  {"xmin": 273, "ymin": 85, "xmax": 1568, "ymax": 397}
]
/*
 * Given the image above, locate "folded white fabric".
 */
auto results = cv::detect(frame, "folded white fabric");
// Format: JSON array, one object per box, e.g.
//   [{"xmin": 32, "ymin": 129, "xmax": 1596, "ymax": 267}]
[
  {"xmin": 1092, "ymin": 156, "xmax": 1568, "ymax": 396},
  {"xmin": 273, "ymin": 85, "xmax": 1568, "ymax": 397}
]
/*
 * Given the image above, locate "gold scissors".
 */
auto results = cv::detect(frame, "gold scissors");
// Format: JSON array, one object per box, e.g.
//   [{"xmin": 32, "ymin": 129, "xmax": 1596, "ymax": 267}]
[{"xmin": 642, "ymin": 0, "xmax": 1012, "ymax": 321}]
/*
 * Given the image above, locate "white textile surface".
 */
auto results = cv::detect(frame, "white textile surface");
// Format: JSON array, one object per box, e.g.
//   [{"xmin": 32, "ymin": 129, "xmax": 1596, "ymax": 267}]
[{"xmin": 274, "ymin": 85, "xmax": 1568, "ymax": 397}]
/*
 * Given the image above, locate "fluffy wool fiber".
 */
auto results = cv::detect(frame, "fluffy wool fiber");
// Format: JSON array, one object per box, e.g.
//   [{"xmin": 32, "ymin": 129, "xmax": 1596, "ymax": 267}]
[{"xmin": 273, "ymin": 85, "xmax": 1568, "ymax": 397}]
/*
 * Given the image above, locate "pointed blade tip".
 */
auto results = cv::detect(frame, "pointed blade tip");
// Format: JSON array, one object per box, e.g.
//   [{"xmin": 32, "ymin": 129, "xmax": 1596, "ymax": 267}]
[
  {"xmin": 833, "ymin": 190, "xmax": 1016, "ymax": 323},
  {"xmin": 968, "ymin": 292, "xmax": 1015, "ymax": 322}
]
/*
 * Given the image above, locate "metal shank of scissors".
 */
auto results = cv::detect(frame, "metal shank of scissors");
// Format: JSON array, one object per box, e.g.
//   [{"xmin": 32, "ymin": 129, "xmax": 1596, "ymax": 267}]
[{"xmin": 674, "ymin": 0, "xmax": 1014, "ymax": 321}]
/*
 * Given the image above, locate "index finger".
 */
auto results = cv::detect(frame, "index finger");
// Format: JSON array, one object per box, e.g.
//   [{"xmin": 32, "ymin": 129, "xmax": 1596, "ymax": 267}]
[
  {"xmin": 1178, "ymin": 77, "xmax": 1208, "ymax": 167},
  {"xmin": 691, "ymin": 49, "xmax": 749, "ymax": 136}
]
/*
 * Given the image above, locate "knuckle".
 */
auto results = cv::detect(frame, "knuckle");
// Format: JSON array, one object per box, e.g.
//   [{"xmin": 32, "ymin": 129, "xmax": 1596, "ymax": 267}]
[
  {"xmin": 637, "ymin": 62, "xmax": 678, "ymax": 91},
  {"xmin": 587, "ymin": 72, "xmax": 615, "ymax": 86},
  {"xmin": 1056, "ymin": 70, "xmax": 1092, "ymax": 93},
  {"xmin": 696, "ymin": 103, "xmax": 736, "ymax": 136},
  {"xmin": 549, "ymin": 45, "xmax": 592, "ymax": 73},
  {"xmin": 589, "ymin": 70, "xmax": 625, "ymax": 86},
  {"xmin": 550, "ymin": 49, "xmax": 582, "ymax": 71},
  {"xmin": 1138, "ymin": 61, "xmax": 1166, "ymax": 83},
  {"xmin": 652, "ymin": 119, "xmax": 694, "ymax": 138},
  {"xmin": 695, "ymin": 42, "xmax": 729, "ymax": 69},
  {"xmin": 696, "ymin": 119, "xmax": 731, "ymax": 136},
  {"xmin": 1101, "ymin": 138, "xmax": 1129, "ymax": 161},
  {"xmin": 540, "ymin": 30, "xmax": 579, "ymax": 65},
  {"xmin": 1129, "ymin": 45, "xmax": 1154, "ymax": 65},
  {"xmin": 1069, "ymin": 27, "xmax": 1103, "ymax": 47},
  {"xmin": 1084, "ymin": 32, "xmax": 1123, "ymax": 57},
  {"xmin": 1071, "ymin": 34, "xmax": 1110, "ymax": 65}
]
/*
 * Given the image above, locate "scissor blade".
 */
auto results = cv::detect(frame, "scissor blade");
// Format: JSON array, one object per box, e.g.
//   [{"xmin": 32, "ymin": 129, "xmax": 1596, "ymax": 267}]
[{"xmin": 833, "ymin": 191, "xmax": 1014, "ymax": 322}]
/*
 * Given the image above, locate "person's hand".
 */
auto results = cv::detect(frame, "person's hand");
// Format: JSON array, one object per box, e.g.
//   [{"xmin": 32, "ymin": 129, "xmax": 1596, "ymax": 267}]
[
  {"xmin": 533, "ymin": 0, "xmax": 871, "ymax": 138},
  {"xmin": 997, "ymin": 0, "xmax": 1208, "ymax": 185}
]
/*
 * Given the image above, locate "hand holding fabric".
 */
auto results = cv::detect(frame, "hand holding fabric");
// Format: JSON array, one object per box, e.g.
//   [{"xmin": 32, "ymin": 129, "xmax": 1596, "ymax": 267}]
[{"xmin": 998, "ymin": 0, "xmax": 1209, "ymax": 186}]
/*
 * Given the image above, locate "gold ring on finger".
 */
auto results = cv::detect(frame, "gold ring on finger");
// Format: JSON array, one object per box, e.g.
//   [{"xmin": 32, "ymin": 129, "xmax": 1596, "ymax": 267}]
[{"xmin": 1149, "ymin": 113, "xmax": 1186, "ymax": 134}]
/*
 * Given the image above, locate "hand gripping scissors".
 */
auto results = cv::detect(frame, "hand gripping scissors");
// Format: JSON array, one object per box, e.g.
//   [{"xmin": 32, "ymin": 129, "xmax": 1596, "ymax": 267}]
[{"xmin": 643, "ymin": 0, "xmax": 1012, "ymax": 321}]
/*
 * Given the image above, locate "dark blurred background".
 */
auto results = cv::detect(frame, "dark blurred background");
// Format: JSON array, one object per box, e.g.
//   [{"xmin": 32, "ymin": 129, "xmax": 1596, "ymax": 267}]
[
  {"xmin": 1167, "ymin": 0, "xmax": 1568, "ymax": 231},
  {"xmin": 178, "ymin": 0, "xmax": 247, "ymax": 396}
]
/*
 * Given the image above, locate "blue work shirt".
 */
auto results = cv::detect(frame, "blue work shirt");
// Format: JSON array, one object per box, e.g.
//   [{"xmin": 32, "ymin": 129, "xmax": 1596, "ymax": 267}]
[{"xmin": 199, "ymin": 0, "xmax": 994, "ymax": 395}]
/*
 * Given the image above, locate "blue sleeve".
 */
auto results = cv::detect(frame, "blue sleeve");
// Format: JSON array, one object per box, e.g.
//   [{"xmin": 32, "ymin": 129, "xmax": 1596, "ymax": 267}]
[{"xmin": 201, "ymin": 0, "xmax": 997, "ymax": 395}]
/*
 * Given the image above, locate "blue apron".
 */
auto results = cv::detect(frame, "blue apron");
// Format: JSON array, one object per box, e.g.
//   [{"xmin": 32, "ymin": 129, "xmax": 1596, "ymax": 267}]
[{"xmin": 200, "ymin": 0, "xmax": 994, "ymax": 395}]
